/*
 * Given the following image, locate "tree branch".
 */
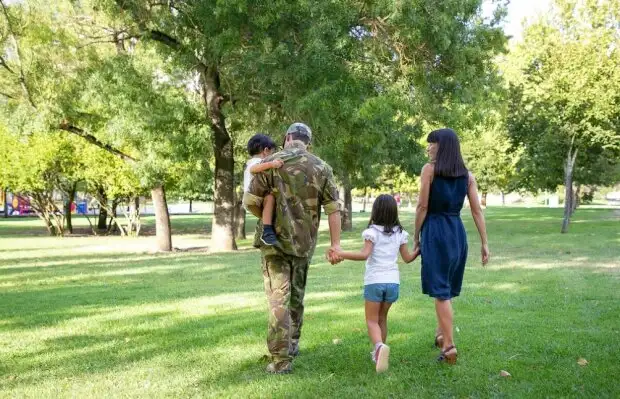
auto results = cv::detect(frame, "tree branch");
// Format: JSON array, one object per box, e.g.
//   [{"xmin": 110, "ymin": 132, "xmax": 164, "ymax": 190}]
[
  {"xmin": 0, "ymin": 55, "xmax": 15, "ymax": 74},
  {"xmin": 58, "ymin": 122, "xmax": 138, "ymax": 163},
  {"xmin": 147, "ymin": 30, "xmax": 182, "ymax": 51},
  {"xmin": 0, "ymin": 0, "xmax": 37, "ymax": 108},
  {"xmin": 76, "ymin": 39, "xmax": 117, "ymax": 49},
  {"xmin": 0, "ymin": 91, "xmax": 15, "ymax": 99}
]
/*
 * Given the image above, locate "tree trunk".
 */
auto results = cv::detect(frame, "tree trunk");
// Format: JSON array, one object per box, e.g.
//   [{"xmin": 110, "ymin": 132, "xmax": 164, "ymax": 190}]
[
  {"xmin": 561, "ymin": 147, "xmax": 578, "ymax": 234},
  {"xmin": 189, "ymin": 199, "xmax": 193, "ymax": 214},
  {"xmin": 571, "ymin": 184, "xmax": 581, "ymax": 215},
  {"xmin": 501, "ymin": 192, "xmax": 506, "ymax": 206},
  {"xmin": 361, "ymin": 188, "xmax": 367, "ymax": 213},
  {"xmin": 202, "ymin": 67, "xmax": 236, "ymax": 251},
  {"xmin": 2, "ymin": 188, "xmax": 7, "ymax": 218},
  {"xmin": 108, "ymin": 198, "xmax": 122, "ymax": 234},
  {"xmin": 126, "ymin": 196, "xmax": 141, "ymax": 235},
  {"xmin": 481, "ymin": 191, "xmax": 488, "ymax": 207},
  {"xmin": 341, "ymin": 179, "xmax": 353, "ymax": 232},
  {"xmin": 233, "ymin": 186, "xmax": 246, "ymax": 239},
  {"xmin": 234, "ymin": 201, "xmax": 246, "ymax": 240},
  {"xmin": 30, "ymin": 192, "xmax": 64, "ymax": 236},
  {"xmin": 64, "ymin": 182, "xmax": 77, "ymax": 234},
  {"xmin": 151, "ymin": 185, "xmax": 172, "ymax": 252},
  {"xmin": 98, "ymin": 207, "xmax": 108, "ymax": 229},
  {"xmin": 45, "ymin": 218, "xmax": 56, "ymax": 235},
  {"xmin": 97, "ymin": 187, "xmax": 108, "ymax": 230}
]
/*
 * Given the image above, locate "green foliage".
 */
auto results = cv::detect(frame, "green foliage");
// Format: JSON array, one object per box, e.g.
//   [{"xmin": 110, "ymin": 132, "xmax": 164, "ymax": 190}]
[
  {"xmin": 461, "ymin": 111, "xmax": 520, "ymax": 194},
  {"xmin": 91, "ymin": 0, "xmax": 507, "ymax": 192},
  {"xmin": 79, "ymin": 145, "xmax": 142, "ymax": 201},
  {"xmin": 505, "ymin": 0, "xmax": 620, "ymax": 190},
  {"xmin": 0, "ymin": 129, "xmax": 75, "ymax": 194},
  {"xmin": 0, "ymin": 0, "xmax": 213, "ymax": 205}
]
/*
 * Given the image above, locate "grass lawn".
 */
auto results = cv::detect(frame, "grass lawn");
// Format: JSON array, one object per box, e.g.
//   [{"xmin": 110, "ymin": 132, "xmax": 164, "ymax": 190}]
[{"xmin": 0, "ymin": 208, "xmax": 618, "ymax": 398}]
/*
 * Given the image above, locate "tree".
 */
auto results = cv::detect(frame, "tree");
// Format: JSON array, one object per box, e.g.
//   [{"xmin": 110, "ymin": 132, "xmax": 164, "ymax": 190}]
[
  {"xmin": 0, "ymin": 129, "xmax": 78, "ymax": 235},
  {"xmin": 79, "ymin": 144, "xmax": 143, "ymax": 235},
  {"xmin": 90, "ymin": 0, "xmax": 509, "ymax": 243},
  {"xmin": 313, "ymin": 0, "xmax": 507, "ymax": 229},
  {"xmin": 505, "ymin": 0, "xmax": 620, "ymax": 232},
  {"xmin": 0, "ymin": 0, "xmax": 209, "ymax": 250},
  {"xmin": 461, "ymin": 111, "xmax": 520, "ymax": 205}
]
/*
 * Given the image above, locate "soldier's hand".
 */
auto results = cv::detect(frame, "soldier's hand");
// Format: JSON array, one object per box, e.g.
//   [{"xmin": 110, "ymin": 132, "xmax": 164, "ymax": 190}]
[
  {"xmin": 271, "ymin": 159, "xmax": 284, "ymax": 169},
  {"xmin": 326, "ymin": 246, "xmax": 343, "ymax": 265}
]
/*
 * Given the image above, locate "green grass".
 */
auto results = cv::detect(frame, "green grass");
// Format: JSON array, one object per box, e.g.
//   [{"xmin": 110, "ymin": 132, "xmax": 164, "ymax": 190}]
[{"xmin": 0, "ymin": 208, "xmax": 618, "ymax": 398}]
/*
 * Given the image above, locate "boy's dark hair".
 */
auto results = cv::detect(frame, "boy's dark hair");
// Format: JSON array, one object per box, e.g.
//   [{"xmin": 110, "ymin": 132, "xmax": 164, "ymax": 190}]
[
  {"xmin": 247, "ymin": 133, "xmax": 277, "ymax": 156},
  {"xmin": 368, "ymin": 194, "xmax": 403, "ymax": 234},
  {"xmin": 427, "ymin": 128, "xmax": 468, "ymax": 177}
]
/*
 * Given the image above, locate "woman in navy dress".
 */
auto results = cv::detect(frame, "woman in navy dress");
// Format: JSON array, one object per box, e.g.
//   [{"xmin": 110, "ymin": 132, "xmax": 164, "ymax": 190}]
[{"xmin": 413, "ymin": 128, "xmax": 490, "ymax": 364}]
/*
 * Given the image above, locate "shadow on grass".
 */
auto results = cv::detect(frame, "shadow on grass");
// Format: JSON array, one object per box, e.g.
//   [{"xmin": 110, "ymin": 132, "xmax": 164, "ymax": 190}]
[
  {"xmin": 0, "ymin": 208, "xmax": 619, "ymax": 397},
  {"xmin": 3, "ymin": 291, "xmax": 364, "ymax": 390},
  {"xmin": 0, "ymin": 214, "xmax": 248, "ymax": 238}
]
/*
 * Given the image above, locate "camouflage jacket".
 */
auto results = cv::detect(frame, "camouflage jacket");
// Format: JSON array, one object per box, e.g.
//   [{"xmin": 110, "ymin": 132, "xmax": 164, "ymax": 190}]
[{"xmin": 243, "ymin": 141, "xmax": 340, "ymax": 258}]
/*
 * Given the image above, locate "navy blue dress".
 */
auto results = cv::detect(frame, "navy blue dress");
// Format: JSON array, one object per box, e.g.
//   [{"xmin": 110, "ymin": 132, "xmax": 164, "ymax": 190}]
[{"xmin": 421, "ymin": 175, "xmax": 469, "ymax": 300}]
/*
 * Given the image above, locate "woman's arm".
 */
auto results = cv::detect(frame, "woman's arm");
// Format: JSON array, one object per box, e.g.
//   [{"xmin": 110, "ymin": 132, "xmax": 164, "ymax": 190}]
[
  {"xmin": 335, "ymin": 240, "xmax": 374, "ymax": 261},
  {"xmin": 467, "ymin": 173, "xmax": 490, "ymax": 265},
  {"xmin": 249, "ymin": 159, "xmax": 284, "ymax": 174},
  {"xmin": 399, "ymin": 243, "xmax": 420, "ymax": 263},
  {"xmin": 414, "ymin": 163, "xmax": 434, "ymax": 244}
]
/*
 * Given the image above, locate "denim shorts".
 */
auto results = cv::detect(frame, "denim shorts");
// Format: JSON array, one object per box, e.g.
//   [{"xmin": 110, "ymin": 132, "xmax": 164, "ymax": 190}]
[{"xmin": 364, "ymin": 283, "xmax": 400, "ymax": 303}]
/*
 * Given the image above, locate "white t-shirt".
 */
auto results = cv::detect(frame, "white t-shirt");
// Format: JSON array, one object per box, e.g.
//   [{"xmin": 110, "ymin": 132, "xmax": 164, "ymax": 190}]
[
  {"xmin": 244, "ymin": 157, "xmax": 263, "ymax": 193},
  {"xmin": 362, "ymin": 225, "xmax": 409, "ymax": 285}
]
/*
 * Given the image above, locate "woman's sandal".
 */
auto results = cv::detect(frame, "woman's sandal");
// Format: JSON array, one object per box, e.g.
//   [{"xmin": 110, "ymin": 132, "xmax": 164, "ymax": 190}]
[
  {"xmin": 434, "ymin": 334, "xmax": 444, "ymax": 349},
  {"xmin": 437, "ymin": 345, "xmax": 458, "ymax": 365}
]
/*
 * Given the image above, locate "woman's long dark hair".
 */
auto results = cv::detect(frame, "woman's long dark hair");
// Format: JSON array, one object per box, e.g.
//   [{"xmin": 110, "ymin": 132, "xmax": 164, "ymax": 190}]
[
  {"xmin": 368, "ymin": 194, "xmax": 403, "ymax": 234},
  {"xmin": 427, "ymin": 128, "xmax": 468, "ymax": 177}
]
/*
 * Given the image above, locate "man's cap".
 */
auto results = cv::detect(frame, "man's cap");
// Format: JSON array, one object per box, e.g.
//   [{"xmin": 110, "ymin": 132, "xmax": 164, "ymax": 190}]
[{"xmin": 286, "ymin": 122, "xmax": 312, "ymax": 142}]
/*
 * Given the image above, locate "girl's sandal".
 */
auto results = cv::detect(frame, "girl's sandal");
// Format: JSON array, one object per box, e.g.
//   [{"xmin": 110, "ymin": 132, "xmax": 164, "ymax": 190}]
[
  {"xmin": 434, "ymin": 334, "xmax": 444, "ymax": 349},
  {"xmin": 437, "ymin": 345, "xmax": 458, "ymax": 365}
]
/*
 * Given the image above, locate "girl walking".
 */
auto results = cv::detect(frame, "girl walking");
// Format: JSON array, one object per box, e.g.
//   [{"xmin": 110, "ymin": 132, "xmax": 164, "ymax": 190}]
[{"xmin": 332, "ymin": 194, "xmax": 418, "ymax": 373}]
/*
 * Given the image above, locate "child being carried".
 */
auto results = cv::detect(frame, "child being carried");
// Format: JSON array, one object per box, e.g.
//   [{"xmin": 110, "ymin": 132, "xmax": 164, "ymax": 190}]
[{"xmin": 244, "ymin": 133, "xmax": 283, "ymax": 245}]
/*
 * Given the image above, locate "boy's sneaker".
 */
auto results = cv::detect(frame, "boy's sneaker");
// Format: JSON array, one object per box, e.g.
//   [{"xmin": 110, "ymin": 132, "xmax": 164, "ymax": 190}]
[
  {"xmin": 374, "ymin": 344, "xmax": 390, "ymax": 373},
  {"xmin": 266, "ymin": 361, "xmax": 292, "ymax": 374},
  {"xmin": 261, "ymin": 226, "xmax": 278, "ymax": 246}
]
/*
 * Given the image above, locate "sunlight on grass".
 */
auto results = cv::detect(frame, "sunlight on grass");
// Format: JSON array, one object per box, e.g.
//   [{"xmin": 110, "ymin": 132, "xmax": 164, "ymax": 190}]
[
  {"xmin": 305, "ymin": 291, "xmax": 354, "ymax": 300},
  {"xmin": 0, "ymin": 208, "xmax": 619, "ymax": 398}
]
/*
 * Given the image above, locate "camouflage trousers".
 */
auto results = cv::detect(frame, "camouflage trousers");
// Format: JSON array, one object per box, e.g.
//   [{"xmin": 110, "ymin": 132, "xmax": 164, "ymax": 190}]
[
  {"xmin": 253, "ymin": 220, "xmax": 263, "ymax": 248},
  {"xmin": 261, "ymin": 247, "xmax": 309, "ymax": 363}
]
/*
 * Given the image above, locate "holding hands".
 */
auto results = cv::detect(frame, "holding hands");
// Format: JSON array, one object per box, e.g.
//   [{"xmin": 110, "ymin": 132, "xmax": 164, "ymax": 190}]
[
  {"xmin": 326, "ymin": 240, "xmax": 422, "ymax": 265},
  {"xmin": 326, "ymin": 245, "xmax": 343, "ymax": 265},
  {"xmin": 411, "ymin": 240, "xmax": 421, "ymax": 262}
]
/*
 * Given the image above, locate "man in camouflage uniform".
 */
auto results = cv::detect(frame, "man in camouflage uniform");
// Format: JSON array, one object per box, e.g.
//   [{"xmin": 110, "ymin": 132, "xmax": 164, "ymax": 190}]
[{"xmin": 244, "ymin": 123, "xmax": 342, "ymax": 374}]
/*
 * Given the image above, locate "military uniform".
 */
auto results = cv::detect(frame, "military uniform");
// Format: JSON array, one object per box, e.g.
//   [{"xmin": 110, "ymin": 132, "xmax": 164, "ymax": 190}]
[{"xmin": 244, "ymin": 140, "xmax": 340, "ymax": 372}]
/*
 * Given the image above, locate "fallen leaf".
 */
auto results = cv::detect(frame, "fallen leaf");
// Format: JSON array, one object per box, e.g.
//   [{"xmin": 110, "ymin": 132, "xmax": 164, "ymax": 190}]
[
  {"xmin": 332, "ymin": 338, "xmax": 342, "ymax": 345},
  {"xmin": 125, "ymin": 337, "xmax": 131, "ymax": 342},
  {"xmin": 577, "ymin": 358, "xmax": 589, "ymax": 366},
  {"xmin": 455, "ymin": 326, "xmax": 461, "ymax": 333},
  {"xmin": 7, "ymin": 375, "xmax": 16, "ymax": 381},
  {"xmin": 500, "ymin": 370, "xmax": 511, "ymax": 377}
]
